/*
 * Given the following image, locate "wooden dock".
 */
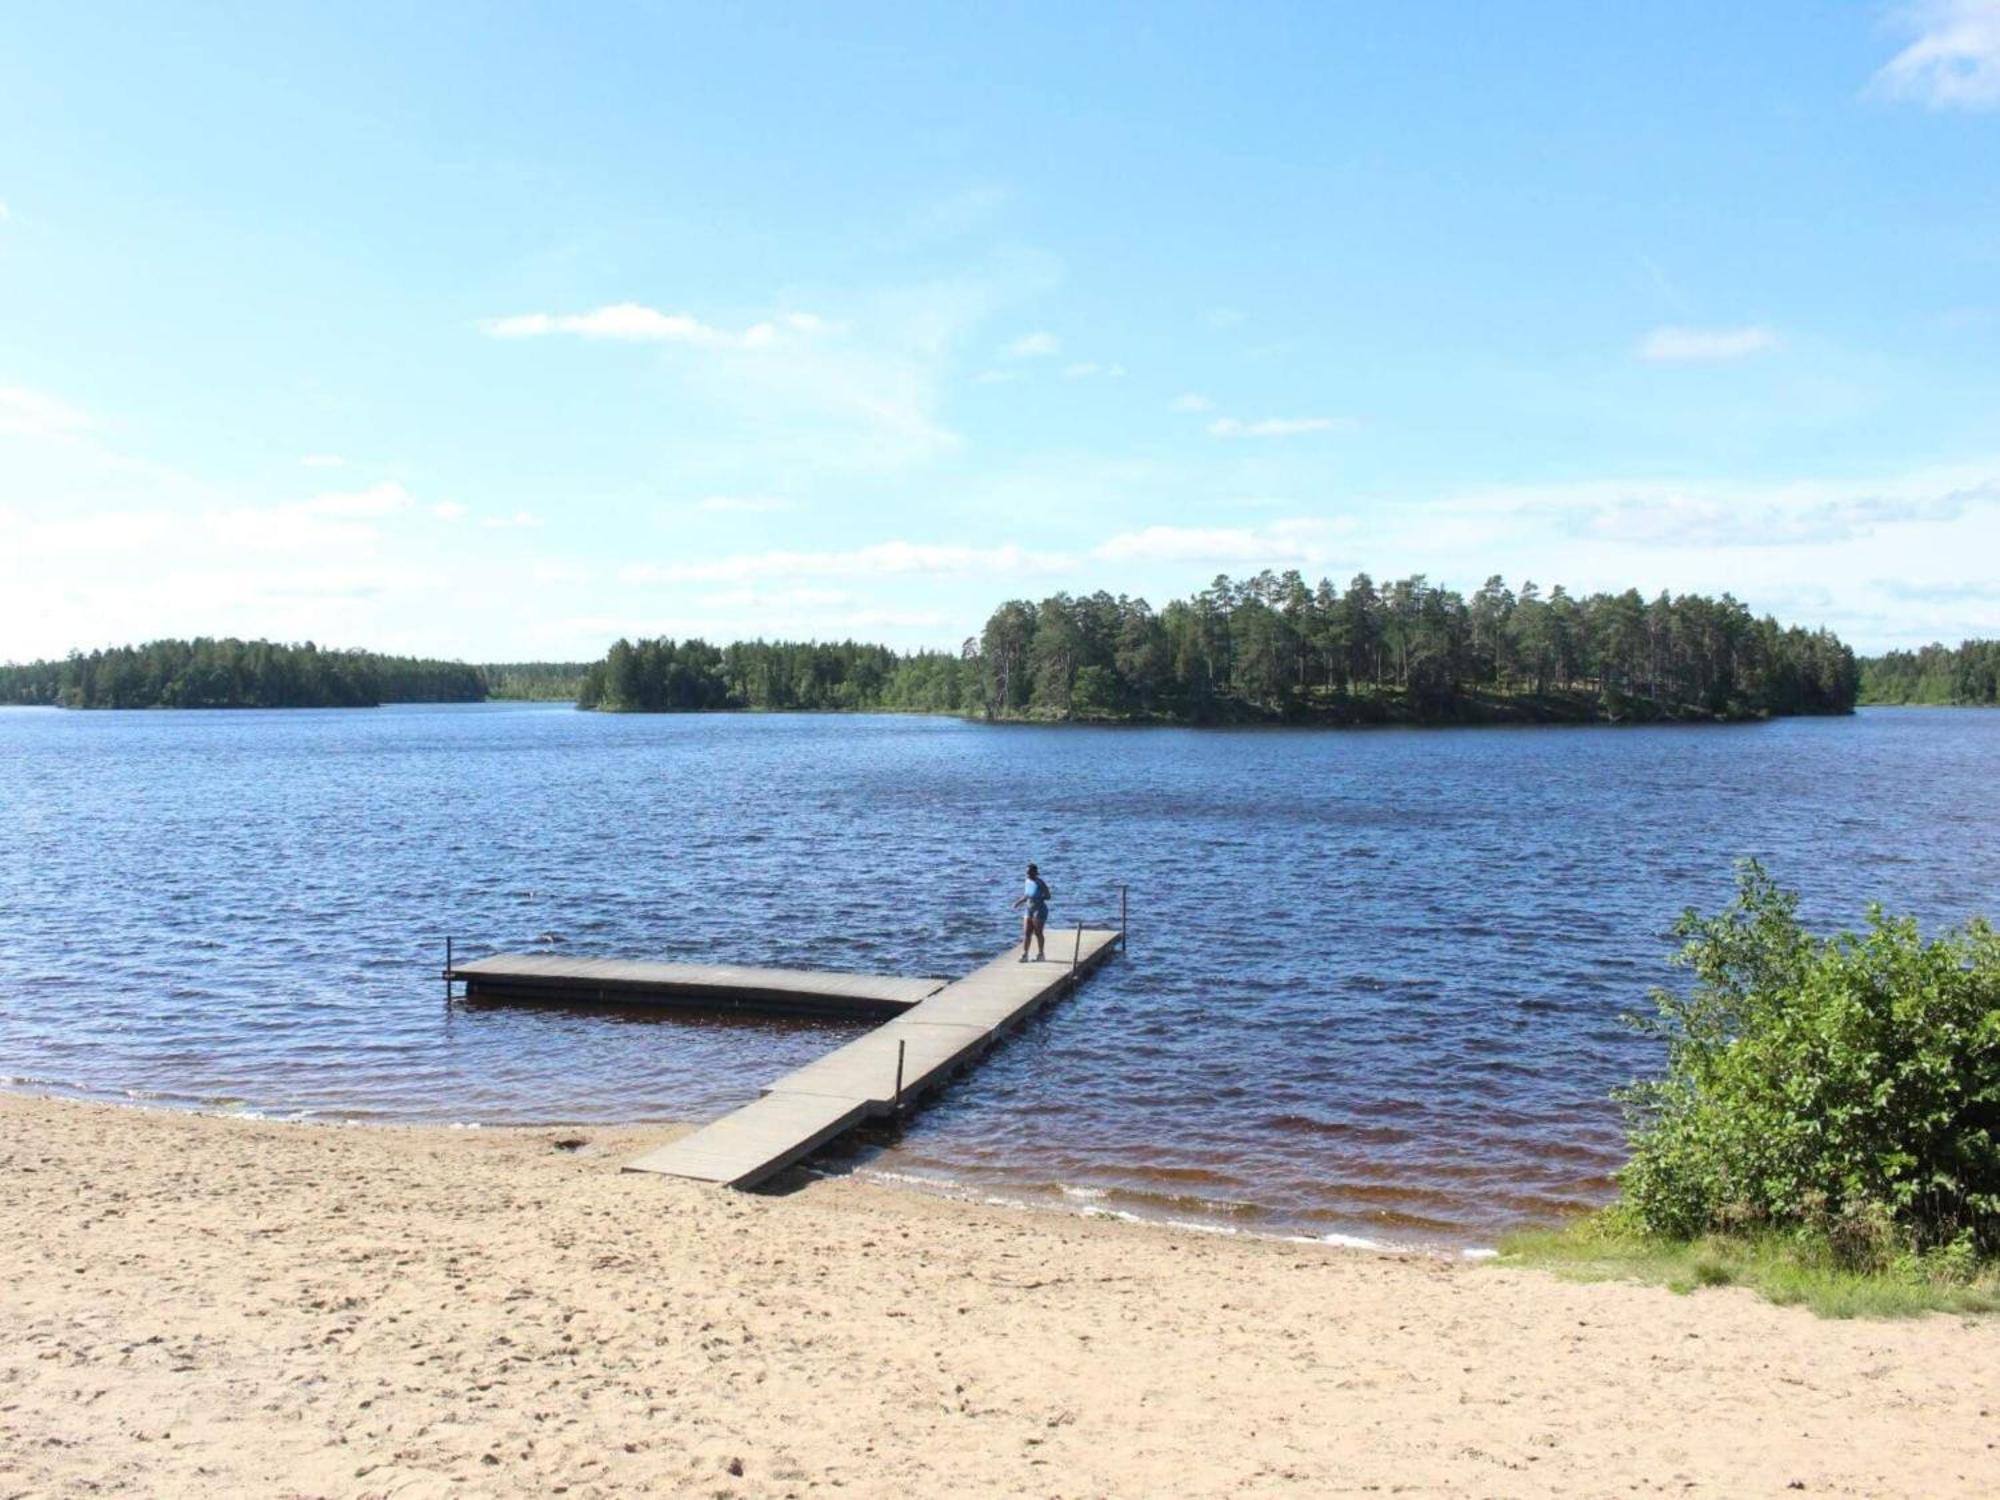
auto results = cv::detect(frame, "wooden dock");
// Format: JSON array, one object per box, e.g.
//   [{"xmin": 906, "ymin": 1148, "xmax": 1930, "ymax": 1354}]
[
  {"xmin": 626, "ymin": 927, "xmax": 1124, "ymax": 1189},
  {"xmin": 445, "ymin": 953, "xmax": 945, "ymax": 1019}
]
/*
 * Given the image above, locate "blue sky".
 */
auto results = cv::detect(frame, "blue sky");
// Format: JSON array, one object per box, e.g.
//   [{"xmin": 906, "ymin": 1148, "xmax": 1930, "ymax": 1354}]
[{"xmin": 2, "ymin": 1, "xmax": 1997, "ymax": 659}]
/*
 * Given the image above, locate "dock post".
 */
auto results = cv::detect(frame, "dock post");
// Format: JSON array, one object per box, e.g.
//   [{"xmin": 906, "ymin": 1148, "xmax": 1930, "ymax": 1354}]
[
  {"xmin": 894, "ymin": 1038, "xmax": 906, "ymax": 1108},
  {"xmin": 1120, "ymin": 884, "xmax": 1128, "ymax": 952},
  {"xmin": 1071, "ymin": 921, "xmax": 1082, "ymax": 991},
  {"xmin": 444, "ymin": 935, "xmax": 454, "ymax": 995}
]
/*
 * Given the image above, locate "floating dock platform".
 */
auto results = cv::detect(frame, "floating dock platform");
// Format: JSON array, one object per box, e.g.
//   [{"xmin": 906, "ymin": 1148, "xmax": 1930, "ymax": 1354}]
[
  {"xmin": 445, "ymin": 953, "xmax": 946, "ymax": 1019},
  {"xmin": 626, "ymin": 927, "xmax": 1124, "ymax": 1189}
]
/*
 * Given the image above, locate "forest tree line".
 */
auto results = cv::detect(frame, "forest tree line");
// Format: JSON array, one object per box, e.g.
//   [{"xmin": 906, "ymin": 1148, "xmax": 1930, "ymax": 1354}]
[
  {"xmin": 1858, "ymin": 639, "xmax": 2000, "ymax": 706},
  {"xmin": 482, "ymin": 662, "xmax": 593, "ymax": 701},
  {"xmin": 577, "ymin": 571, "xmax": 1858, "ymax": 722},
  {"xmin": 970, "ymin": 572, "xmax": 1858, "ymax": 722},
  {"xmin": 576, "ymin": 638, "xmax": 973, "ymax": 713},
  {"xmin": 3, "ymin": 573, "xmax": 1863, "ymax": 721},
  {"xmin": 0, "ymin": 639, "xmax": 548, "ymax": 709}
]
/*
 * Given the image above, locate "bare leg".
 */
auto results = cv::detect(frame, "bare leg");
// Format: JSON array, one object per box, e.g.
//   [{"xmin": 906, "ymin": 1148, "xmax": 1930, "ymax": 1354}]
[
  {"xmin": 1033, "ymin": 914, "xmax": 1046, "ymax": 960},
  {"xmin": 1021, "ymin": 913, "xmax": 1033, "ymax": 959}
]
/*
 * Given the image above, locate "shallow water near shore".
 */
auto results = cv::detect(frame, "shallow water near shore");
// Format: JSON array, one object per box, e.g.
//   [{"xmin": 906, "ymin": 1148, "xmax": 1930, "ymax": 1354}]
[{"xmin": 2, "ymin": 702, "xmax": 1994, "ymax": 1247}]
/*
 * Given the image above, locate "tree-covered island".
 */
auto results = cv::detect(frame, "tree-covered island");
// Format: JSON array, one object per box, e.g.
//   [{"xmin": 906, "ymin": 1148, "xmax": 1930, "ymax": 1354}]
[
  {"xmin": 578, "ymin": 571, "xmax": 1860, "ymax": 723},
  {"xmin": 0, "ymin": 639, "xmax": 588, "ymax": 709},
  {"xmin": 1858, "ymin": 639, "xmax": 2000, "ymax": 706},
  {"xmin": 2, "ymin": 572, "xmax": 1865, "ymax": 722}
]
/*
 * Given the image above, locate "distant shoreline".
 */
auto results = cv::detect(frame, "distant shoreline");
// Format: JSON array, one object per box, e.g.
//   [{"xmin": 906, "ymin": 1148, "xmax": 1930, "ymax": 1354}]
[
  {"xmin": 3, "ymin": 696, "xmax": 1872, "ymax": 732},
  {"xmin": 582, "ymin": 688, "xmax": 1850, "ymax": 728}
]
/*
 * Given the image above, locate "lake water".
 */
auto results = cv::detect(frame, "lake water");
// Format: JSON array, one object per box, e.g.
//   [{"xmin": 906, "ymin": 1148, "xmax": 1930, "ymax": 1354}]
[{"xmin": 2, "ymin": 704, "xmax": 1994, "ymax": 1248}]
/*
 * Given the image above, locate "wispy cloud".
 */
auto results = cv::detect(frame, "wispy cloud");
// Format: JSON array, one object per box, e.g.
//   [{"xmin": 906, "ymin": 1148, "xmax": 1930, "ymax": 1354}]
[
  {"xmin": 620, "ymin": 540, "xmax": 1074, "ymax": 586},
  {"xmin": 432, "ymin": 501, "xmax": 469, "ymax": 522},
  {"xmin": 1062, "ymin": 361, "xmax": 1125, "ymax": 380},
  {"xmin": 1170, "ymin": 393, "xmax": 1213, "ymax": 413},
  {"xmin": 476, "ymin": 252, "xmax": 1059, "ymax": 481},
  {"xmin": 1637, "ymin": 324, "xmax": 1781, "ymax": 362},
  {"xmin": 481, "ymin": 510, "xmax": 542, "ymax": 530},
  {"xmin": 299, "ymin": 453, "xmax": 345, "ymax": 469},
  {"xmin": 1095, "ymin": 518, "xmax": 1353, "ymax": 566},
  {"xmin": 1874, "ymin": 576, "xmax": 2000, "ymax": 604},
  {"xmin": 195, "ymin": 480, "xmax": 438, "ymax": 556},
  {"xmin": 0, "ymin": 508, "xmax": 177, "ymax": 557},
  {"xmin": 298, "ymin": 481, "xmax": 414, "ymax": 518},
  {"xmin": 205, "ymin": 507, "xmax": 382, "ymax": 556},
  {"xmin": 1005, "ymin": 330, "xmax": 1060, "ymax": 358},
  {"xmin": 1419, "ymin": 470, "xmax": 2000, "ymax": 551},
  {"xmin": 698, "ymin": 495, "xmax": 794, "ymax": 514},
  {"xmin": 1871, "ymin": 0, "xmax": 2000, "ymax": 110},
  {"xmin": 0, "ymin": 473, "xmax": 429, "ymax": 572},
  {"xmin": 1207, "ymin": 416, "xmax": 1342, "ymax": 439},
  {"xmin": 0, "ymin": 385, "xmax": 90, "ymax": 438},
  {"xmin": 481, "ymin": 303, "xmax": 822, "ymax": 349},
  {"xmin": 1569, "ymin": 480, "xmax": 1996, "ymax": 548}
]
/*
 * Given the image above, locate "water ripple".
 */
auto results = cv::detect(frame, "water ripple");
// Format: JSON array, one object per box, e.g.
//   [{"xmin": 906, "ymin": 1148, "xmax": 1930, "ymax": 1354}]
[{"xmin": 1, "ymin": 703, "xmax": 1996, "ymax": 1246}]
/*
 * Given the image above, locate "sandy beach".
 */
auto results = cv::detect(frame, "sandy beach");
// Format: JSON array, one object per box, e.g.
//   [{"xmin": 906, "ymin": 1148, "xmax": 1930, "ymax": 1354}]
[{"xmin": 1, "ymin": 1093, "xmax": 1993, "ymax": 1498}]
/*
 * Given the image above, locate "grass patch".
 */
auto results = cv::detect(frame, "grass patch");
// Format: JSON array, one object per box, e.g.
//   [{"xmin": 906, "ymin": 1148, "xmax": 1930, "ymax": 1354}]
[{"xmin": 1497, "ymin": 1217, "xmax": 2000, "ymax": 1319}]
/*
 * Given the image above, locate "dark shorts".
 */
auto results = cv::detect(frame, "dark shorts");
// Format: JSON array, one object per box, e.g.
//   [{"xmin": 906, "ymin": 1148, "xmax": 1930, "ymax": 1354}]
[{"xmin": 1027, "ymin": 900, "xmax": 1048, "ymax": 925}]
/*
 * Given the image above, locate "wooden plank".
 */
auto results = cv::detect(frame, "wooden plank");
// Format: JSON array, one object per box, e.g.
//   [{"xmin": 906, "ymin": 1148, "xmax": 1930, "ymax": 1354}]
[
  {"xmin": 624, "ymin": 930, "xmax": 1124, "ymax": 1190},
  {"xmin": 624, "ymin": 1092, "xmax": 870, "ymax": 1186},
  {"xmin": 764, "ymin": 1017, "xmax": 994, "ymax": 1105},
  {"xmin": 895, "ymin": 929, "xmax": 1124, "ymax": 1034},
  {"xmin": 447, "ymin": 953, "xmax": 946, "ymax": 1018}
]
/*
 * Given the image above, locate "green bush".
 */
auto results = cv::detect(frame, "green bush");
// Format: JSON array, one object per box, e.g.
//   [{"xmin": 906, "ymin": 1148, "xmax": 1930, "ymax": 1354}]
[{"xmin": 1615, "ymin": 863, "xmax": 2000, "ymax": 1262}]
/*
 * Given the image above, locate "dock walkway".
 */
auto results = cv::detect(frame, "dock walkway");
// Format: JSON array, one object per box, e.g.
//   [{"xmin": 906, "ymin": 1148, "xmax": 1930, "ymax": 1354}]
[
  {"xmin": 626, "ymin": 927, "xmax": 1123, "ymax": 1188},
  {"xmin": 445, "ymin": 953, "xmax": 945, "ymax": 1019}
]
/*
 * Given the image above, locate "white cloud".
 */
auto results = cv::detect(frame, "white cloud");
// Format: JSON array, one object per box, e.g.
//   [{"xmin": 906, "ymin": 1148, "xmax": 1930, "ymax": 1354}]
[
  {"xmin": 1062, "ymin": 361, "xmax": 1126, "ymax": 380},
  {"xmin": 476, "ymin": 254, "xmax": 1059, "ymax": 480},
  {"xmin": 1328, "ymin": 465, "xmax": 2000, "ymax": 650},
  {"xmin": 699, "ymin": 586, "xmax": 855, "ymax": 610},
  {"xmin": 0, "ymin": 508, "xmax": 176, "ymax": 557},
  {"xmin": 1485, "ymin": 474, "xmax": 1999, "ymax": 549},
  {"xmin": 972, "ymin": 369, "xmax": 1015, "ymax": 385},
  {"xmin": 1005, "ymin": 330, "xmax": 1060, "ymax": 358},
  {"xmin": 298, "ymin": 481, "xmax": 414, "ymax": 518},
  {"xmin": 0, "ymin": 385, "xmax": 90, "ymax": 438},
  {"xmin": 0, "ymin": 200, "xmax": 10, "ymax": 222},
  {"xmin": 1872, "ymin": 0, "xmax": 2000, "ymax": 110},
  {"xmin": 299, "ymin": 453, "xmax": 345, "ymax": 469},
  {"xmin": 481, "ymin": 510, "xmax": 541, "ymax": 530},
  {"xmin": 1207, "ymin": 416, "xmax": 1342, "ymax": 439},
  {"xmin": 603, "ymin": 585, "xmax": 954, "ymax": 639},
  {"xmin": 619, "ymin": 539, "xmax": 1075, "ymax": 586},
  {"xmin": 480, "ymin": 302, "xmax": 815, "ymax": 350},
  {"xmin": 1637, "ymin": 324, "xmax": 1782, "ymax": 362},
  {"xmin": 185, "ymin": 481, "xmax": 425, "ymax": 556},
  {"xmin": 698, "ymin": 495, "xmax": 793, "ymax": 514},
  {"xmin": 1170, "ymin": 393, "xmax": 1213, "ymax": 413},
  {"xmin": 1095, "ymin": 518, "xmax": 1353, "ymax": 567},
  {"xmin": 205, "ymin": 506, "xmax": 381, "ymax": 555},
  {"xmin": 432, "ymin": 501, "xmax": 470, "ymax": 522}
]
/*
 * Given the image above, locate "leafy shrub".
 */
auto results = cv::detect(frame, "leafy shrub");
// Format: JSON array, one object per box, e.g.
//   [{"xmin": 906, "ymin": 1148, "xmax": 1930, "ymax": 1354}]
[{"xmin": 1615, "ymin": 863, "xmax": 2000, "ymax": 1261}]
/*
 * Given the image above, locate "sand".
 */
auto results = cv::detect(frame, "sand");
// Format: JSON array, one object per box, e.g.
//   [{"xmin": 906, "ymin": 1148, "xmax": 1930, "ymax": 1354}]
[{"xmin": 0, "ymin": 1094, "xmax": 1993, "ymax": 1498}]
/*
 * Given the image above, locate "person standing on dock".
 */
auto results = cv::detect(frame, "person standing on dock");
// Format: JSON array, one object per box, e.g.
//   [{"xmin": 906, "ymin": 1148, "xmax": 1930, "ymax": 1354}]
[{"xmin": 1012, "ymin": 862, "xmax": 1051, "ymax": 962}]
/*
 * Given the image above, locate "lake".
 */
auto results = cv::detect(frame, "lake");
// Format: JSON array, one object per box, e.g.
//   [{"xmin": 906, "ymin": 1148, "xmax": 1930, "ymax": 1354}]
[{"xmin": 1, "ymin": 703, "xmax": 1994, "ymax": 1248}]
